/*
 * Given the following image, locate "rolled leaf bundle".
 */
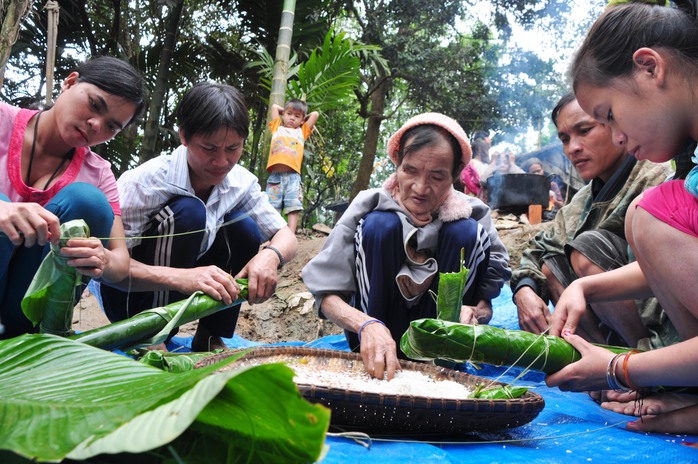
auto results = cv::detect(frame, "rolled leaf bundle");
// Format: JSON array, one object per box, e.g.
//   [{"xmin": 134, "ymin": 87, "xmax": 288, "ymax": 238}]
[
  {"xmin": 72, "ymin": 279, "xmax": 249, "ymax": 351},
  {"xmin": 21, "ymin": 219, "xmax": 89, "ymax": 336},
  {"xmin": 436, "ymin": 248, "xmax": 469, "ymax": 322},
  {"xmin": 400, "ymin": 318, "xmax": 628, "ymax": 374}
]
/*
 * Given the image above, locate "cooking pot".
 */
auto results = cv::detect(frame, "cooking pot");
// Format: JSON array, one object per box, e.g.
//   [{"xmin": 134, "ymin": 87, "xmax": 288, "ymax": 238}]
[{"xmin": 486, "ymin": 173, "xmax": 551, "ymax": 211}]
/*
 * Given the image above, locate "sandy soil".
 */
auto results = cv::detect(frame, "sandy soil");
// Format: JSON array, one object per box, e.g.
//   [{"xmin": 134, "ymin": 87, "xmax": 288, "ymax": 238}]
[{"xmin": 71, "ymin": 220, "xmax": 546, "ymax": 343}]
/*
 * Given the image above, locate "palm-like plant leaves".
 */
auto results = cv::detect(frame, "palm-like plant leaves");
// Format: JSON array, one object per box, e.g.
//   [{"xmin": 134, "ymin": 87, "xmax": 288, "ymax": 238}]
[
  {"xmin": 0, "ymin": 334, "xmax": 329, "ymax": 462},
  {"xmin": 287, "ymin": 29, "xmax": 362, "ymax": 110},
  {"xmin": 247, "ymin": 28, "xmax": 382, "ymax": 113}
]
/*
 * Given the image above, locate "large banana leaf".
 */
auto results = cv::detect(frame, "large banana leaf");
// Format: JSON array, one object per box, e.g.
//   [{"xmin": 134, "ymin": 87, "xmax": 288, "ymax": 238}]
[
  {"xmin": 401, "ymin": 318, "xmax": 628, "ymax": 374},
  {"xmin": 0, "ymin": 334, "xmax": 329, "ymax": 463}
]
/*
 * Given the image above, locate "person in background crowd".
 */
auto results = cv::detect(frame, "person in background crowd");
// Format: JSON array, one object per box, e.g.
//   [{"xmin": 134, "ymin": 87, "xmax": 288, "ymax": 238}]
[
  {"xmin": 483, "ymin": 150, "xmax": 525, "ymax": 181},
  {"xmin": 523, "ymin": 157, "xmax": 565, "ymax": 211},
  {"xmin": 265, "ymin": 100, "xmax": 319, "ymax": 234}
]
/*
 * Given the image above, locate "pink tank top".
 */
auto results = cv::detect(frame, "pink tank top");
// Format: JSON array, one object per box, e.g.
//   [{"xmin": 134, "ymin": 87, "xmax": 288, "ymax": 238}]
[{"xmin": 0, "ymin": 102, "xmax": 121, "ymax": 214}]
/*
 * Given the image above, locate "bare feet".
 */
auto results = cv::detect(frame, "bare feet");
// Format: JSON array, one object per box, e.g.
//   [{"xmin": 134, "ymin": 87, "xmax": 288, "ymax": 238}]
[
  {"xmin": 601, "ymin": 391, "xmax": 698, "ymax": 434},
  {"xmin": 191, "ymin": 325, "xmax": 228, "ymax": 352},
  {"xmin": 589, "ymin": 389, "xmax": 638, "ymax": 404},
  {"xmin": 626, "ymin": 404, "xmax": 698, "ymax": 435}
]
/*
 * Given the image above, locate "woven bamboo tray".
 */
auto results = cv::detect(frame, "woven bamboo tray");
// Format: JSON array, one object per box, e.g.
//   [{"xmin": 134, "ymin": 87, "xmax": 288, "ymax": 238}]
[{"xmin": 195, "ymin": 346, "xmax": 545, "ymax": 435}]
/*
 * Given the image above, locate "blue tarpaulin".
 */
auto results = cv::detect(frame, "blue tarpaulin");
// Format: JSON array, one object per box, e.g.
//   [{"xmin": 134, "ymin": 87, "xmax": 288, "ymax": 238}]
[{"xmin": 166, "ymin": 285, "xmax": 698, "ymax": 463}]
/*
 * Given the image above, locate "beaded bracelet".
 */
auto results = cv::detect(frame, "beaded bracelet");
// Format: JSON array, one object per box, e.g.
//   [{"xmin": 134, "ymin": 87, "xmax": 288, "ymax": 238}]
[
  {"xmin": 606, "ymin": 352, "xmax": 632, "ymax": 393},
  {"xmin": 262, "ymin": 245, "xmax": 286, "ymax": 269},
  {"xmin": 357, "ymin": 319, "xmax": 387, "ymax": 342}
]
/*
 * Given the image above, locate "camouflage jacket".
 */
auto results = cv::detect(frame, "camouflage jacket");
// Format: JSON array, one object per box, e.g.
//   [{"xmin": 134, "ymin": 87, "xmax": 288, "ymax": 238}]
[{"xmin": 510, "ymin": 157, "xmax": 673, "ymax": 303}]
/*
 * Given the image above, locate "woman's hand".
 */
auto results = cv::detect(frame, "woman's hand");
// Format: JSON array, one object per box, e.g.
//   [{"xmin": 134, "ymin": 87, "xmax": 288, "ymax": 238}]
[
  {"xmin": 60, "ymin": 238, "xmax": 110, "ymax": 278},
  {"xmin": 359, "ymin": 320, "xmax": 402, "ymax": 381},
  {"xmin": 548, "ymin": 280, "xmax": 589, "ymax": 337},
  {"xmin": 0, "ymin": 201, "xmax": 60, "ymax": 247},
  {"xmin": 545, "ymin": 331, "xmax": 615, "ymax": 391}
]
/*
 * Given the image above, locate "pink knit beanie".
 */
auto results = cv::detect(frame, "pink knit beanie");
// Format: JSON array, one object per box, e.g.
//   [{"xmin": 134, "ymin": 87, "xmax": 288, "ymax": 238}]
[{"xmin": 387, "ymin": 113, "xmax": 472, "ymax": 167}]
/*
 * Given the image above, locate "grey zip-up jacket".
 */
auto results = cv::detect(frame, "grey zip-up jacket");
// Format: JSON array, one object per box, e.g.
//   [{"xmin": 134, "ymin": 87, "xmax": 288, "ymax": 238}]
[{"xmin": 302, "ymin": 186, "xmax": 511, "ymax": 312}]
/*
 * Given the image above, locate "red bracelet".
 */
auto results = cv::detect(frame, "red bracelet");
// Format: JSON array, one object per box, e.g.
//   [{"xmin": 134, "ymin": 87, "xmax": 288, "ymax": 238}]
[{"xmin": 621, "ymin": 350, "xmax": 641, "ymax": 391}]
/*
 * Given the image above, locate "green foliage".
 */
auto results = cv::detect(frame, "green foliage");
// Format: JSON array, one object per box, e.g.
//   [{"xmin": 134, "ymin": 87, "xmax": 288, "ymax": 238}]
[
  {"xmin": 489, "ymin": 48, "xmax": 564, "ymax": 137},
  {"xmin": 0, "ymin": 334, "xmax": 329, "ymax": 462},
  {"xmin": 1, "ymin": 0, "xmax": 608, "ymax": 194},
  {"xmin": 300, "ymin": 100, "xmax": 365, "ymax": 227},
  {"xmin": 247, "ymin": 27, "xmax": 379, "ymax": 113},
  {"xmin": 138, "ymin": 349, "xmax": 221, "ymax": 373},
  {"xmin": 287, "ymin": 29, "xmax": 365, "ymax": 110}
]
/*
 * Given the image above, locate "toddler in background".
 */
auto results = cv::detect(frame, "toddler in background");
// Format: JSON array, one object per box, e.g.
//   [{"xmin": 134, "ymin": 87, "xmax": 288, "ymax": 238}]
[{"xmin": 265, "ymin": 99, "xmax": 319, "ymax": 234}]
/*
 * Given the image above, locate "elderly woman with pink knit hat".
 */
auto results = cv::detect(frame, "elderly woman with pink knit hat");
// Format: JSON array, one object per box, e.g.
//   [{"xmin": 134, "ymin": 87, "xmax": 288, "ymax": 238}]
[{"xmin": 302, "ymin": 113, "xmax": 511, "ymax": 379}]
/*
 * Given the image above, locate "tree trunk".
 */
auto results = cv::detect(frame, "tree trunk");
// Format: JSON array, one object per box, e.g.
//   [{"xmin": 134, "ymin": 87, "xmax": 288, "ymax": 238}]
[
  {"xmin": 0, "ymin": 0, "xmax": 33, "ymax": 89},
  {"xmin": 140, "ymin": 0, "xmax": 184, "ymax": 163},
  {"xmin": 350, "ymin": 73, "xmax": 389, "ymax": 200},
  {"xmin": 260, "ymin": 0, "xmax": 295, "ymax": 183}
]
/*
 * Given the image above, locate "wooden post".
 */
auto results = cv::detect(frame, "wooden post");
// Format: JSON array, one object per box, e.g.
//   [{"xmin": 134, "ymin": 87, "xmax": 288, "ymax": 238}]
[
  {"xmin": 528, "ymin": 204, "xmax": 542, "ymax": 225},
  {"xmin": 44, "ymin": 1, "xmax": 60, "ymax": 105}
]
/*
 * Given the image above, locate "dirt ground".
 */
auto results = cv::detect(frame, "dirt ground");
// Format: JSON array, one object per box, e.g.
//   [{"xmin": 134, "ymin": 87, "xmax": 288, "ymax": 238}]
[{"xmin": 72, "ymin": 216, "xmax": 547, "ymax": 344}]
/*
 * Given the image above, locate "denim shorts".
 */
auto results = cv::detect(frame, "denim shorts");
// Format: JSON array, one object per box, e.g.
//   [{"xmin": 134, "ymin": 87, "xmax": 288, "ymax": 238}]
[{"xmin": 265, "ymin": 171, "xmax": 303, "ymax": 214}]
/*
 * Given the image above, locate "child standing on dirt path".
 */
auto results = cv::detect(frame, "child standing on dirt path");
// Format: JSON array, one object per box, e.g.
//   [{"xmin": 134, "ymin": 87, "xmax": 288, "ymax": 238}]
[{"xmin": 265, "ymin": 100, "xmax": 319, "ymax": 234}]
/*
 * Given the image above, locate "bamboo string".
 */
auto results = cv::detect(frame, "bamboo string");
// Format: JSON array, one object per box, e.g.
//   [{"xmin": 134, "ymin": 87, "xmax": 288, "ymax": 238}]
[
  {"xmin": 480, "ymin": 328, "xmax": 552, "ymax": 391},
  {"xmin": 328, "ymin": 420, "xmax": 629, "ymax": 448},
  {"xmin": 0, "ymin": 212, "xmax": 252, "ymax": 243}
]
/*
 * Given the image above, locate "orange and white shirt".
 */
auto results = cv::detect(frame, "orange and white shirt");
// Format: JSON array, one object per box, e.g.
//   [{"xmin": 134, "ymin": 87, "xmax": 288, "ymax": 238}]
[{"xmin": 266, "ymin": 117, "xmax": 313, "ymax": 173}]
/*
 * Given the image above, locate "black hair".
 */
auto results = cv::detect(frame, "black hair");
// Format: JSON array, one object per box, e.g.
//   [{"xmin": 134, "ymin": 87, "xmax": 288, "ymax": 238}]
[
  {"xmin": 571, "ymin": 1, "xmax": 698, "ymax": 91},
  {"xmin": 523, "ymin": 157, "xmax": 545, "ymax": 173},
  {"xmin": 472, "ymin": 130, "xmax": 489, "ymax": 142},
  {"xmin": 398, "ymin": 125, "xmax": 463, "ymax": 177},
  {"xmin": 75, "ymin": 56, "xmax": 147, "ymax": 127},
  {"xmin": 551, "ymin": 91, "xmax": 577, "ymax": 127},
  {"xmin": 284, "ymin": 98, "xmax": 308, "ymax": 116},
  {"xmin": 177, "ymin": 82, "xmax": 249, "ymax": 142},
  {"xmin": 471, "ymin": 138, "xmax": 491, "ymax": 164}
]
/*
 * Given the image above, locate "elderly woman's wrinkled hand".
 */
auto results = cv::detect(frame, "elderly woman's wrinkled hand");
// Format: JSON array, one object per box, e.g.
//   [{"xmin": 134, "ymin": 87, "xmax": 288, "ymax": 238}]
[{"xmin": 359, "ymin": 321, "xmax": 402, "ymax": 381}]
